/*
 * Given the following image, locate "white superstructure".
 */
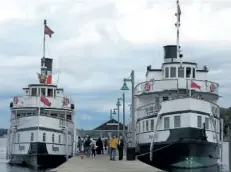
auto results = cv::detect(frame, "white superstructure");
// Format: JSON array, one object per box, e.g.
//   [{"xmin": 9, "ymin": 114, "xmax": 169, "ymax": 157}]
[{"xmin": 7, "ymin": 57, "xmax": 75, "ymax": 168}]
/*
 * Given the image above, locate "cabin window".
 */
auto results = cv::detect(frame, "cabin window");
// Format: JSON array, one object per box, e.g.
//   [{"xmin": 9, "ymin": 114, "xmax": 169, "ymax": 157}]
[
  {"xmin": 47, "ymin": 89, "xmax": 53, "ymax": 97},
  {"xmin": 51, "ymin": 113, "xmax": 58, "ymax": 118},
  {"xmin": 178, "ymin": 67, "xmax": 184, "ymax": 78},
  {"xmin": 174, "ymin": 116, "xmax": 181, "ymax": 128},
  {"xmin": 143, "ymin": 121, "xmax": 145, "ymax": 132},
  {"xmin": 205, "ymin": 118, "xmax": 209, "ymax": 129},
  {"xmin": 59, "ymin": 135, "xmax": 61, "ymax": 144},
  {"xmin": 214, "ymin": 120, "xmax": 216, "ymax": 131},
  {"xmin": 139, "ymin": 122, "xmax": 141, "ymax": 133},
  {"xmin": 170, "ymin": 67, "xmax": 176, "ymax": 78},
  {"xmin": 164, "ymin": 117, "xmax": 170, "ymax": 129},
  {"xmin": 59, "ymin": 113, "xmax": 65, "ymax": 119},
  {"xmin": 146, "ymin": 121, "xmax": 149, "ymax": 132},
  {"xmin": 52, "ymin": 134, "xmax": 55, "ymax": 143},
  {"xmin": 192, "ymin": 68, "xmax": 195, "ymax": 78},
  {"xmin": 163, "ymin": 97, "xmax": 169, "ymax": 101},
  {"xmin": 43, "ymin": 133, "xmax": 46, "ymax": 142},
  {"xmin": 31, "ymin": 88, "xmax": 37, "ymax": 96},
  {"xmin": 41, "ymin": 88, "xmax": 46, "ymax": 96},
  {"xmin": 54, "ymin": 90, "xmax": 56, "ymax": 97},
  {"xmin": 31, "ymin": 133, "xmax": 34, "ymax": 142},
  {"xmin": 197, "ymin": 116, "xmax": 202, "ymax": 128},
  {"xmin": 186, "ymin": 67, "xmax": 191, "ymax": 78},
  {"xmin": 165, "ymin": 67, "xmax": 169, "ymax": 78},
  {"xmin": 67, "ymin": 115, "xmax": 72, "ymax": 121},
  {"xmin": 18, "ymin": 133, "xmax": 20, "ymax": 143},
  {"xmin": 151, "ymin": 119, "xmax": 154, "ymax": 131}
]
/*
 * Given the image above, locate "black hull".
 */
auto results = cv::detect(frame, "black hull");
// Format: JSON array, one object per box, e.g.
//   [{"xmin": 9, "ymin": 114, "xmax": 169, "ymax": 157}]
[
  {"xmin": 9, "ymin": 154, "xmax": 70, "ymax": 169},
  {"xmin": 137, "ymin": 128, "xmax": 220, "ymax": 169},
  {"xmin": 9, "ymin": 142, "xmax": 72, "ymax": 169}
]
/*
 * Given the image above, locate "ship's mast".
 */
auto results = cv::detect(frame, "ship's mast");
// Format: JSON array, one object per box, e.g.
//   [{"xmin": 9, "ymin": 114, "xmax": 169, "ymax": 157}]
[{"xmin": 175, "ymin": 0, "xmax": 182, "ymax": 65}]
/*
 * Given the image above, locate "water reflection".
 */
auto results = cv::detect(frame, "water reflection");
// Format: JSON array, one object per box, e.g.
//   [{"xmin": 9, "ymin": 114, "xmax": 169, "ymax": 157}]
[
  {"xmin": 0, "ymin": 161, "xmax": 50, "ymax": 172},
  {"xmin": 166, "ymin": 165, "xmax": 224, "ymax": 172}
]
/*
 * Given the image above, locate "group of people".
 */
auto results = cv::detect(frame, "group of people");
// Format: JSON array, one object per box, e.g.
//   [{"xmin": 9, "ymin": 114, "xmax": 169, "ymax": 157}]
[{"xmin": 77, "ymin": 135, "xmax": 124, "ymax": 160}]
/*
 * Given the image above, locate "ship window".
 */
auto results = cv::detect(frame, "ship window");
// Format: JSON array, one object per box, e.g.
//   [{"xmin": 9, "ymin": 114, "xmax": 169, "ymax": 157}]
[
  {"xmin": 186, "ymin": 67, "xmax": 191, "ymax": 78},
  {"xmin": 174, "ymin": 116, "xmax": 181, "ymax": 128},
  {"xmin": 178, "ymin": 67, "xmax": 184, "ymax": 78},
  {"xmin": 143, "ymin": 121, "xmax": 145, "ymax": 132},
  {"xmin": 192, "ymin": 68, "xmax": 195, "ymax": 78},
  {"xmin": 197, "ymin": 116, "xmax": 202, "ymax": 128},
  {"xmin": 54, "ymin": 90, "xmax": 56, "ymax": 97},
  {"xmin": 165, "ymin": 67, "xmax": 169, "ymax": 78},
  {"xmin": 47, "ymin": 89, "xmax": 53, "ymax": 97},
  {"xmin": 139, "ymin": 122, "xmax": 141, "ymax": 133},
  {"xmin": 151, "ymin": 119, "xmax": 154, "ymax": 131},
  {"xmin": 43, "ymin": 133, "xmax": 46, "ymax": 142},
  {"xmin": 52, "ymin": 134, "xmax": 55, "ymax": 143},
  {"xmin": 31, "ymin": 88, "xmax": 37, "ymax": 96},
  {"xmin": 170, "ymin": 67, "xmax": 176, "ymax": 78},
  {"xmin": 51, "ymin": 113, "xmax": 58, "ymax": 118},
  {"xmin": 163, "ymin": 97, "xmax": 169, "ymax": 101},
  {"xmin": 67, "ymin": 115, "xmax": 72, "ymax": 120},
  {"xmin": 18, "ymin": 133, "xmax": 20, "ymax": 143},
  {"xmin": 146, "ymin": 121, "xmax": 149, "ymax": 132},
  {"xmin": 164, "ymin": 117, "xmax": 170, "ymax": 129},
  {"xmin": 31, "ymin": 133, "xmax": 34, "ymax": 142},
  {"xmin": 205, "ymin": 118, "xmax": 209, "ymax": 129},
  {"xmin": 59, "ymin": 135, "xmax": 61, "ymax": 143},
  {"xmin": 41, "ymin": 88, "xmax": 46, "ymax": 96},
  {"xmin": 214, "ymin": 120, "xmax": 216, "ymax": 131}
]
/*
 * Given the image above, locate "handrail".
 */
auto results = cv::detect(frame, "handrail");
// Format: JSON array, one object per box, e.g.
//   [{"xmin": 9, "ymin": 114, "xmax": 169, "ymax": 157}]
[{"xmin": 135, "ymin": 78, "xmax": 219, "ymax": 95}]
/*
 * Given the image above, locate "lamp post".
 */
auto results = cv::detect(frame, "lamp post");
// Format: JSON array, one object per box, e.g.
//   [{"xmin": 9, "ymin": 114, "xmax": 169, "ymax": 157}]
[
  {"xmin": 112, "ymin": 107, "xmax": 119, "ymax": 138},
  {"xmin": 118, "ymin": 93, "xmax": 125, "ymax": 138},
  {"xmin": 120, "ymin": 70, "xmax": 135, "ymax": 148}
]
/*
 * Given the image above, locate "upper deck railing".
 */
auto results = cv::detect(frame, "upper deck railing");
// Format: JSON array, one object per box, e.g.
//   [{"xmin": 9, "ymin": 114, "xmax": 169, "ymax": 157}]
[
  {"xmin": 135, "ymin": 79, "xmax": 219, "ymax": 96},
  {"xmin": 11, "ymin": 95, "xmax": 73, "ymax": 110}
]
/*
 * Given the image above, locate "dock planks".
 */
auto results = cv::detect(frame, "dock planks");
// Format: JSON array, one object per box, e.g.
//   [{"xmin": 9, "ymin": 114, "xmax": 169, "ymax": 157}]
[{"xmin": 50, "ymin": 155, "xmax": 164, "ymax": 172}]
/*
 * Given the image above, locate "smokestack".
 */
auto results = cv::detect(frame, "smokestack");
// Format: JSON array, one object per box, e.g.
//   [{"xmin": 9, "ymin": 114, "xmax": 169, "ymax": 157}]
[{"xmin": 41, "ymin": 57, "xmax": 53, "ymax": 84}]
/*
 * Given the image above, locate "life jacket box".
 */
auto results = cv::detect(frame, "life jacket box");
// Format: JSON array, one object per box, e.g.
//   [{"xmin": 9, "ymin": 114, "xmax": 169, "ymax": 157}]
[{"xmin": 126, "ymin": 147, "xmax": 136, "ymax": 161}]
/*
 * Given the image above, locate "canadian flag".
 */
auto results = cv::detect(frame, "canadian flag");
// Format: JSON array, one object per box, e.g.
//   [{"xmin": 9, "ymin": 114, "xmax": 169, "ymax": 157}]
[
  {"xmin": 40, "ymin": 96, "xmax": 51, "ymax": 107},
  {"xmin": 191, "ymin": 80, "xmax": 201, "ymax": 90}
]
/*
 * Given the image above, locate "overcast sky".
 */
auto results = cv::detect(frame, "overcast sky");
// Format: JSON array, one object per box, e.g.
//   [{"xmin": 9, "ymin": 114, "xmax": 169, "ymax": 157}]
[{"xmin": 0, "ymin": 0, "xmax": 230, "ymax": 129}]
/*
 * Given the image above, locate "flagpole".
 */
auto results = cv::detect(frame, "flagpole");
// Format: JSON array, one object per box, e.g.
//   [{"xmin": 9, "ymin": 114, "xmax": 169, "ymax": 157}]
[
  {"xmin": 43, "ymin": 19, "xmax": 46, "ymax": 58},
  {"xmin": 175, "ymin": 0, "xmax": 181, "ymax": 65}
]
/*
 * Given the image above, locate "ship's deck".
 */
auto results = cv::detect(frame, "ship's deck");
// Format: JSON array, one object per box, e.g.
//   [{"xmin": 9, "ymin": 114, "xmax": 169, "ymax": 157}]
[{"xmin": 50, "ymin": 154, "xmax": 162, "ymax": 172}]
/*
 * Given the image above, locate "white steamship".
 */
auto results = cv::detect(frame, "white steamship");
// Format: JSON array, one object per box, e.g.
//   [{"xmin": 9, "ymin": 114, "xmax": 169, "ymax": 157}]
[
  {"xmin": 6, "ymin": 57, "xmax": 75, "ymax": 168},
  {"xmin": 130, "ymin": 0, "xmax": 222, "ymax": 169}
]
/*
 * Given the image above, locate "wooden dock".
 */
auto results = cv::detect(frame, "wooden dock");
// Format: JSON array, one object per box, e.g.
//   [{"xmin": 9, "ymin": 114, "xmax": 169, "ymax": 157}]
[{"xmin": 50, "ymin": 155, "xmax": 164, "ymax": 172}]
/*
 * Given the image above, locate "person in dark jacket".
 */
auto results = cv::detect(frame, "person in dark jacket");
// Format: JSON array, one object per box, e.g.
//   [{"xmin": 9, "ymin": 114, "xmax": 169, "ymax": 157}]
[
  {"xmin": 84, "ymin": 136, "xmax": 91, "ymax": 157},
  {"xmin": 118, "ymin": 137, "xmax": 124, "ymax": 160},
  {"xmin": 96, "ymin": 137, "xmax": 103, "ymax": 154}
]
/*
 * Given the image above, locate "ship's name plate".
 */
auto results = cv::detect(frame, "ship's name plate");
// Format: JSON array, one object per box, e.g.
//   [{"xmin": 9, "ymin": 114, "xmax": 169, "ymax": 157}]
[{"xmin": 52, "ymin": 145, "xmax": 59, "ymax": 152}]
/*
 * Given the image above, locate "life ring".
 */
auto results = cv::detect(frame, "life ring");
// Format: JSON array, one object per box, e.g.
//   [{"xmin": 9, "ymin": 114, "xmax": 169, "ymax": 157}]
[
  {"xmin": 63, "ymin": 97, "xmax": 70, "ymax": 105},
  {"xmin": 144, "ymin": 81, "xmax": 151, "ymax": 91},
  {"xmin": 13, "ymin": 97, "xmax": 18, "ymax": 104},
  {"xmin": 210, "ymin": 83, "xmax": 215, "ymax": 92}
]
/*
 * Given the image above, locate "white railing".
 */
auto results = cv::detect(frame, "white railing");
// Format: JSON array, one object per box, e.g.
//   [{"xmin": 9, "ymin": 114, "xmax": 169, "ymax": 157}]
[
  {"xmin": 135, "ymin": 79, "xmax": 219, "ymax": 95},
  {"xmin": 10, "ymin": 95, "xmax": 74, "ymax": 109}
]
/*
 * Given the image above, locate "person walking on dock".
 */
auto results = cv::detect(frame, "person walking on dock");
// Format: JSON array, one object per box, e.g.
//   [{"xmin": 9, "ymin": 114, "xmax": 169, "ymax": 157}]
[
  {"xmin": 84, "ymin": 136, "xmax": 92, "ymax": 158},
  {"xmin": 118, "ymin": 137, "xmax": 124, "ymax": 160},
  {"xmin": 109, "ymin": 136, "xmax": 118, "ymax": 160},
  {"xmin": 77, "ymin": 136, "xmax": 82, "ymax": 152},
  {"xmin": 104, "ymin": 138, "xmax": 108, "ymax": 151}
]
